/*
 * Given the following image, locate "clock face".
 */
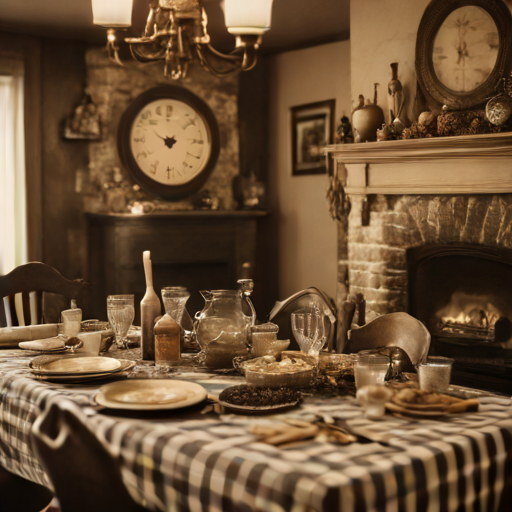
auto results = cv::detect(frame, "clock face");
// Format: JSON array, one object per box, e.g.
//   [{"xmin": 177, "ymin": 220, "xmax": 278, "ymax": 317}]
[
  {"xmin": 433, "ymin": 6, "xmax": 499, "ymax": 93},
  {"xmin": 118, "ymin": 86, "xmax": 220, "ymax": 200},
  {"xmin": 129, "ymin": 98, "xmax": 212, "ymax": 186}
]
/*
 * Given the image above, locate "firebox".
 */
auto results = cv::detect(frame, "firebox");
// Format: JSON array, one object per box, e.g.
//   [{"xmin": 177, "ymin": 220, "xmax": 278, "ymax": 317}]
[{"xmin": 407, "ymin": 244, "xmax": 512, "ymax": 394}]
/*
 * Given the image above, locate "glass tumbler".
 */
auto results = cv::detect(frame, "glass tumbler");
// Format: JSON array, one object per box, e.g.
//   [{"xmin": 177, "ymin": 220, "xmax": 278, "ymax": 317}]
[
  {"xmin": 291, "ymin": 308, "xmax": 325, "ymax": 356},
  {"xmin": 161, "ymin": 287, "xmax": 190, "ymax": 325},
  {"xmin": 354, "ymin": 354, "xmax": 390, "ymax": 389},
  {"xmin": 418, "ymin": 356, "xmax": 454, "ymax": 393},
  {"xmin": 107, "ymin": 295, "xmax": 135, "ymax": 349},
  {"xmin": 61, "ymin": 308, "xmax": 82, "ymax": 337}
]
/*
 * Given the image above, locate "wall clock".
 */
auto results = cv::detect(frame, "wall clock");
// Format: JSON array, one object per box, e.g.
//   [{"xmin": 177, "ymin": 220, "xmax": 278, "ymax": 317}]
[
  {"xmin": 118, "ymin": 86, "xmax": 220, "ymax": 200},
  {"xmin": 416, "ymin": 0, "xmax": 512, "ymax": 110}
]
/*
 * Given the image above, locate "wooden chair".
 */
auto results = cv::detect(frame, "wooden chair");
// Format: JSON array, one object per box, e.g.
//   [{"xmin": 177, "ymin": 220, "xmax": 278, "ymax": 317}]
[
  {"xmin": 0, "ymin": 262, "xmax": 90, "ymax": 511},
  {"xmin": 0, "ymin": 262, "xmax": 90, "ymax": 328},
  {"xmin": 31, "ymin": 399, "xmax": 148, "ymax": 512}
]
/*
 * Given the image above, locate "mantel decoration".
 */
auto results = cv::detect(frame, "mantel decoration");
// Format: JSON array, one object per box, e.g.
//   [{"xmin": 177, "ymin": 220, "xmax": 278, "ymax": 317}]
[
  {"xmin": 415, "ymin": 0, "xmax": 512, "ymax": 110},
  {"xmin": 91, "ymin": 0, "xmax": 274, "ymax": 79}
]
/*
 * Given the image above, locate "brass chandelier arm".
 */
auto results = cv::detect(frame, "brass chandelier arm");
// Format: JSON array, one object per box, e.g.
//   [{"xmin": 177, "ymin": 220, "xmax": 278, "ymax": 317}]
[{"xmin": 102, "ymin": 4, "xmax": 263, "ymax": 79}]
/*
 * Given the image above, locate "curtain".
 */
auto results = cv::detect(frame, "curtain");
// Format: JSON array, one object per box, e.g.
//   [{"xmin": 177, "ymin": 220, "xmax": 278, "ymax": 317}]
[{"xmin": 0, "ymin": 59, "xmax": 27, "ymax": 276}]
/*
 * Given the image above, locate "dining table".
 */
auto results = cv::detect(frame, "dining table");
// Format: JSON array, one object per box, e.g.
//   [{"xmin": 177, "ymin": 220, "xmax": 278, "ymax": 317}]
[{"xmin": 1, "ymin": 346, "xmax": 512, "ymax": 512}]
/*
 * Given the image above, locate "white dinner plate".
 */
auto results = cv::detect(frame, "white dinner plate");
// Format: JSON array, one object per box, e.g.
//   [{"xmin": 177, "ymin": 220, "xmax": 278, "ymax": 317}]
[
  {"xmin": 31, "ymin": 360, "xmax": 136, "ymax": 382},
  {"xmin": 95, "ymin": 379, "xmax": 208, "ymax": 410},
  {"xmin": 31, "ymin": 356, "xmax": 122, "ymax": 375}
]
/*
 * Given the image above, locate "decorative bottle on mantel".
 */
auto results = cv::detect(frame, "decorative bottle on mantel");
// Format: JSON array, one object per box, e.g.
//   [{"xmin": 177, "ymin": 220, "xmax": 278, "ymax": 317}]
[{"xmin": 141, "ymin": 251, "xmax": 161, "ymax": 361}]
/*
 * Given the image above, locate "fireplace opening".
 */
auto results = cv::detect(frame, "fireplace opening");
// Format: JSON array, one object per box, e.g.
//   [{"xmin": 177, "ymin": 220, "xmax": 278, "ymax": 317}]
[{"xmin": 407, "ymin": 244, "xmax": 512, "ymax": 394}]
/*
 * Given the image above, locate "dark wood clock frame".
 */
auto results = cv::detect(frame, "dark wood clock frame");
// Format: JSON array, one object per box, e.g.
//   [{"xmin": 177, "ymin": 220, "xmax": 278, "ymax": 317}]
[
  {"xmin": 117, "ymin": 85, "xmax": 221, "ymax": 200},
  {"xmin": 416, "ymin": 0, "xmax": 512, "ymax": 110}
]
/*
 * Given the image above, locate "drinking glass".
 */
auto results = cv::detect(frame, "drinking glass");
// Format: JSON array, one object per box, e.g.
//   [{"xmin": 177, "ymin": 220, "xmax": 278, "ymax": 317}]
[
  {"xmin": 354, "ymin": 354, "xmax": 390, "ymax": 389},
  {"xmin": 61, "ymin": 308, "xmax": 82, "ymax": 337},
  {"xmin": 107, "ymin": 295, "xmax": 135, "ymax": 349},
  {"xmin": 291, "ymin": 308, "xmax": 325, "ymax": 356},
  {"xmin": 161, "ymin": 287, "xmax": 190, "ymax": 325},
  {"xmin": 418, "ymin": 356, "xmax": 454, "ymax": 393}
]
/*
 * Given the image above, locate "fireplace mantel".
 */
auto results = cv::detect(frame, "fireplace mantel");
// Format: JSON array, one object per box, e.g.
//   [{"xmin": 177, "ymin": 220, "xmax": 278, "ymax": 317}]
[{"xmin": 326, "ymin": 132, "xmax": 512, "ymax": 195}]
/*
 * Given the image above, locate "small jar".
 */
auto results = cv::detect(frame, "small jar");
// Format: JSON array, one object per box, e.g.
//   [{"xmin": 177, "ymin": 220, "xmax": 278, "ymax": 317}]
[
  {"xmin": 154, "ymin": 314, "xmax": 181, "ymax": 367},
  {"xmin": 249, "ymin": 323, "xmax": 280, "ymax": 357}
]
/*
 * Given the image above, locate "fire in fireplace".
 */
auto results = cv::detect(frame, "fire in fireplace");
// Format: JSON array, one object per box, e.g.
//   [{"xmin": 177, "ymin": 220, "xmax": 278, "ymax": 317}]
[{"xmin": 407, "ymin": 244, "xmax": 512, "ymax": 393}]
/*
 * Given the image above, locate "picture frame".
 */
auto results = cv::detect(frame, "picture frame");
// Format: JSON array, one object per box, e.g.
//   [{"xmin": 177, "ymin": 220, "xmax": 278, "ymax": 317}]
[{"xmin": 291, "ymin": 99, "xmax": 336, "ymax": 176}]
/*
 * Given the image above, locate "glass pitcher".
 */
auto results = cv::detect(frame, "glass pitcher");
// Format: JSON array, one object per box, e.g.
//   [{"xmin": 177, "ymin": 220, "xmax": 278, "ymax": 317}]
[{"xmin": 194, "ymin": 279, "xmax": 256, "ymax": 349}]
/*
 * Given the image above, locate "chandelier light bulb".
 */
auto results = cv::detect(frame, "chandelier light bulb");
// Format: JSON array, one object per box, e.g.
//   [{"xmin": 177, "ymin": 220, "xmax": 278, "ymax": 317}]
[
  {"xmin": 224, "ymin": 0, "xmax": 274, "ymax": 35},
  {"xmin": 92, "ymin": 0, "xmax": 134, "ymax": 28}
]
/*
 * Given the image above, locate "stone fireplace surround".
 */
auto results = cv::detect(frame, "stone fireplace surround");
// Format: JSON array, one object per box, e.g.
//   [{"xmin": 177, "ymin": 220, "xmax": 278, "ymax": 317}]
[{"xmin": 327, "ymin": 133, "xmax": 512, "ymax": 316}]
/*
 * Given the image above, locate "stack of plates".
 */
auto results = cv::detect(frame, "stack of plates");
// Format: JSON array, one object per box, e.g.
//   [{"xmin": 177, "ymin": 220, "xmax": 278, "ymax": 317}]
[
  {"xmin": 30, "ymin": 355, "xmax": 135, "ymax": 383},
  {"xmin": 95, "ymin": 379, "xmax": 207, "ymax": 410}
]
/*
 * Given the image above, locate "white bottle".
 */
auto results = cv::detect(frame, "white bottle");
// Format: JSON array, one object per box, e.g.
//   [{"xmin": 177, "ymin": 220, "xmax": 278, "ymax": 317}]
[{"xmin": 140, "ymin": 251, "xmax": 161, "ymax": 361}]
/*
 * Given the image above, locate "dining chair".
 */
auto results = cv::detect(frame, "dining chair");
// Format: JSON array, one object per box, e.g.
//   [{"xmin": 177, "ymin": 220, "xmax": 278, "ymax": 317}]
[
  {"xmin": 0, "ymin": 262, "xmax": 90, "ymax": 511},
  {"xmin": 32, "ymin": 398, "xmax": 149, "ymax": 512},
  {"xmin": 0, "ymin": 262, "xmax": 90, "ymax": 328},
  {"xmin": 346, "ymin": 312, "xmax": 431, "ymax": 366}
]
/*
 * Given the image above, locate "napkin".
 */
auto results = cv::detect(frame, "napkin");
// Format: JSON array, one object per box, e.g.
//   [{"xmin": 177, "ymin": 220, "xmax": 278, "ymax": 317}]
[
  {"xmin": 19, "ymin": 336, "xmax": 66, "ymax": 351},
  {"xmin": 0, "ymin": 324, "xmax": 59, "ymax": 348}
]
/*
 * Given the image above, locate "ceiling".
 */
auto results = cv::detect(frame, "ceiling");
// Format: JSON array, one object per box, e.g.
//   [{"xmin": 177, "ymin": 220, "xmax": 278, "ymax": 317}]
[{"xmin": 0, "ymin": 0, "xmax": 350, "ymax": 53}]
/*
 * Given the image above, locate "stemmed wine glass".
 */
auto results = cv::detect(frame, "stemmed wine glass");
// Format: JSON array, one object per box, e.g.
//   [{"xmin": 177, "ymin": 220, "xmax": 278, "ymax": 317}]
[
  {"xmin": 291, "ymin": 308, "xmax": 325, "ymax": 356},
  {"xmin": 107, "ymin": 295, "xmax": 135, "ymax": 349}
]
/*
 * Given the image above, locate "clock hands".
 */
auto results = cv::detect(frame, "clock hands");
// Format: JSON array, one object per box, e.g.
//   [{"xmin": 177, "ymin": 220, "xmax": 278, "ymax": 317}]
[{"xmin": 153, "ymin": 130, "xmax": 177, "ymax": 149}]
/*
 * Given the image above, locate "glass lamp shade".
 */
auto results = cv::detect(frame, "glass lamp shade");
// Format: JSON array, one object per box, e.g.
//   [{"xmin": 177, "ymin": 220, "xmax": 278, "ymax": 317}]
[
  {"xmin": 92, "ymin": 0, "xmax": 133, "ymax": 28},
  {"xmin": 224, "ymin": 0, "xmax": 274, "ymax": 35}
]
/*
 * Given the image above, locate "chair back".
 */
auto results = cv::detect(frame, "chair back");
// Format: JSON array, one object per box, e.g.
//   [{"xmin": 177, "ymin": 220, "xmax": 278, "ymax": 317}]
[{"xmin": 0, "ymin": 262, "xmax": 90, "ymax": 328}]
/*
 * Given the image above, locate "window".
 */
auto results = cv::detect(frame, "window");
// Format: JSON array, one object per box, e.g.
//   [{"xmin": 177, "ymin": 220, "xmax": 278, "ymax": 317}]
[{"xmin": 0, "ymin": 58, "xmax": 27, "ymax": 275}]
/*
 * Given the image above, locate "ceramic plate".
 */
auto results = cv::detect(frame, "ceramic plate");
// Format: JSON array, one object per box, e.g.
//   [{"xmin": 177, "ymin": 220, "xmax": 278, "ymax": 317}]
[
  {"xmin": 30, "ymin": 356, "xmax": 121, "ymax": 375},
  {"xmin": 31, "ymin": 360, "xmax": 136, "ymax": 382},
  {"xmin": 95, "ymin": 379, "xmax": 207, "ymax": 410}
]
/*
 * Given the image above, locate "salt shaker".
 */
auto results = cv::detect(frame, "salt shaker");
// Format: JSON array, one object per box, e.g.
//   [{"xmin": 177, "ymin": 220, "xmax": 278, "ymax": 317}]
[
  {"xmin": 141, "ymin": 251, "xmax": 161, "ymax": 361},
  {"xmin": 154, "ymin": 313, "xmax": 181, "ymax": 367}
]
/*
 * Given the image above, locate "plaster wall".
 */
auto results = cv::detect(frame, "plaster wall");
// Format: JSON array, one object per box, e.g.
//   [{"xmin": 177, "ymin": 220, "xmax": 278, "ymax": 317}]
[
  {"xmin": 350, "ymin": 0, "xmax": 429, "ymax": 125},
  {"xmin": 269, "ymin": 40, "xmax": 351, "ymax": 301}
]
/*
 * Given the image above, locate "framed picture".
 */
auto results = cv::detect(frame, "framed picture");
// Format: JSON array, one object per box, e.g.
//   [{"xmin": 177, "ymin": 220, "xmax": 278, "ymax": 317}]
[{"xmin": 291, "ymin": 99, "xmax": 336, "ymax": 176}]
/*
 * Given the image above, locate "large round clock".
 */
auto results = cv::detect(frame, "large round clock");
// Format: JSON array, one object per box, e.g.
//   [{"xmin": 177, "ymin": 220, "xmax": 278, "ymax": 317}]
[
  {"xmin": 118, "ymin": 86, "xmax": 220, "ymax": 200},
  {"xmin": 416, "ymin": 0, "xmax": 512, "ymax": 110}
]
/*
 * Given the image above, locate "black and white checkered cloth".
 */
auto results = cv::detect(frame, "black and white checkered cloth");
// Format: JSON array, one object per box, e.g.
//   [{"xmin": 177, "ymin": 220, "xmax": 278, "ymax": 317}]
[{"xmin": 1, "ymin": 348, "xmax": 512, "ymax": 511}]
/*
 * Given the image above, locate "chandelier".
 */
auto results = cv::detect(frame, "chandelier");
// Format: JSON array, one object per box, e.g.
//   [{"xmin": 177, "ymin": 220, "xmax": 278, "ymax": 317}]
[{"xmin": 91, "ymin": 0, "xmax": 274, "ymax": 79}]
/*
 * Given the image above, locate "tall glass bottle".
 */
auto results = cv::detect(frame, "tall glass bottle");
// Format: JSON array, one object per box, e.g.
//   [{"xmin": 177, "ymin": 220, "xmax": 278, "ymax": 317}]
[{"xmin": 140, "ymin": 251, "xmax": 161, "ymax": 361}]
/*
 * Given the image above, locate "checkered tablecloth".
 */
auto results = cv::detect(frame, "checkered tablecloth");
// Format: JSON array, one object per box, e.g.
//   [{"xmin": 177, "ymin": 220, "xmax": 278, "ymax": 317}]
[{"xmin": 1, "ymin": 348, "xmax": 512, "ymax": 512}]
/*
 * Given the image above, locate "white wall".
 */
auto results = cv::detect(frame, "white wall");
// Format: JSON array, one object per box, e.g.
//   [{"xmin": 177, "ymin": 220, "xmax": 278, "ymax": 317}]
[
  {"xmin": 350, "ymin": 0, "xmax": 429, "ymax": 125},
  {"xmin": 269, "ymin": 40, "xmax": 351, "ymax": 301}
]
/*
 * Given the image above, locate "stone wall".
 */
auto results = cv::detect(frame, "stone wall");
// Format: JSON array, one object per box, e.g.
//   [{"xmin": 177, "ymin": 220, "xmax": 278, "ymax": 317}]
[
  {"xmin": 339, "ymin": 194, "xmax": 512, "ymax": 315},
  {"xmin": 84, "ymin": 48, "xmax": 240, "ymax": 211}
]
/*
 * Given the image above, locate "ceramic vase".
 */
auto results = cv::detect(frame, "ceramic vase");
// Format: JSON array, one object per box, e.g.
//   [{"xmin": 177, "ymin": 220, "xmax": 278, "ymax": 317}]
[{"xmin": 352, "ymin": 84, "xmax": 385, "ymax": 142}]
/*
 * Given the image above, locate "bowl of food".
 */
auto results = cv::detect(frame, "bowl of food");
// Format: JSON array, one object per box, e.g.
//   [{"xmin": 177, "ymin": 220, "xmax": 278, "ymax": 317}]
[{"xmin": 243, "ymin": 355, "xmax": 315, "ymax": 388}]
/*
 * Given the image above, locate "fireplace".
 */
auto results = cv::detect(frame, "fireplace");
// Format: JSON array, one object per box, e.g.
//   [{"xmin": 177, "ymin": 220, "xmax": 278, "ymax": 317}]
[
  {"xmin": 407, "ymin": 244, "xmax": 512, "ymax": 393},
  {"xmin": 327, "ymin": 133, "xmax": 512, "ymax": 394}
]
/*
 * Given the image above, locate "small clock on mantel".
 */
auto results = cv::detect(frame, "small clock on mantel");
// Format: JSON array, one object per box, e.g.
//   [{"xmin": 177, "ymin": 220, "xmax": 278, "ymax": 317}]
[{"xmin": 117, "ymin": 86, "xmax": 220, "ymax": 200}]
